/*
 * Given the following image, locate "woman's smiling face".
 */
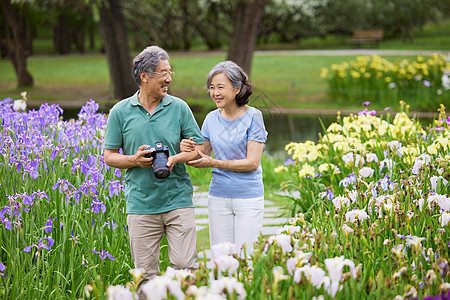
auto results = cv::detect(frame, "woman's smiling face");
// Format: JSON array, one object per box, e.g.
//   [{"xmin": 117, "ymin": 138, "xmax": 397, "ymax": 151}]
[{"xmin": 209, "ymin": 73, "xmax": 240, "ymax": 109}]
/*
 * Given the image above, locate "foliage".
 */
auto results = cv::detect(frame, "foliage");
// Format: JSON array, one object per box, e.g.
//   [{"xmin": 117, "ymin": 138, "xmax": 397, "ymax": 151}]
[
  {"xmin": 321, "ymin": 53, "xmax": 450, "ymax": 111},
  {"xmin": 102, "ymin": 101, "xmax": 449, "ymax": 299},
  {"xmin": 4, "ymin": 0, "xmax": 449, "ymax": 56},
  {"xmin": 0, "ymin": 99, "xmax": 133, "ymax": 298},
  {"xmin": 1, "ymin": 97, "xmax": 449, "ymax": 299}
]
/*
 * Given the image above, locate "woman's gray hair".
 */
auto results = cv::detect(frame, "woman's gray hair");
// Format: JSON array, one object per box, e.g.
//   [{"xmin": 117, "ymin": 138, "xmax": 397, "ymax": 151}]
[
  {"xmin": 206, "ymin": 61, "xmax": 253, "ymax": 106},
  {"xmin": 132, "ymin": 46, "xmax": 169, "ymax": 87}
]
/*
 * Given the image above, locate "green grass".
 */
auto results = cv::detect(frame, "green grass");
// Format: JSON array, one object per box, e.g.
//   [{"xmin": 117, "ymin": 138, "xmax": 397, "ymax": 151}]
[
  {"xmin": 380, "ymin": 21, "xmax": 450, "ymax": 50},
  {"xmin": 1, "ymin": 53, "xmax": 436, "ymax": 112}
]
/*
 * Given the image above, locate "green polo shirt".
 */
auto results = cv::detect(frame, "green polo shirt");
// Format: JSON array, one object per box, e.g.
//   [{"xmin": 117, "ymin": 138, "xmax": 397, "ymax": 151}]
[{"xmin": 104, "ymin": 92, "xmax": 203, "ymax": 214}]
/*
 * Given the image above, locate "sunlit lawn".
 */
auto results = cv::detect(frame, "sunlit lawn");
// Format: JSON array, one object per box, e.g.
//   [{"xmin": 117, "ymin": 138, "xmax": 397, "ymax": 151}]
[{"xmin": 0, "ymin": 53, "xmax": 430, "ymax": 112}]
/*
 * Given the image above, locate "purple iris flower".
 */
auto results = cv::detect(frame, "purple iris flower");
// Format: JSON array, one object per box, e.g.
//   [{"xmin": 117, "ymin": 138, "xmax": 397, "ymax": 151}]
[
  {"xmin": 24, "ymin": 236, "xmax": 54, "ymax": 257},
  {"xmin": 91, "ymin": 197, "xmax": 106, "ymax": 214},
  {"xmin": 23, "ymin": 163, "xmax": 39, "ymax": 180},
  {"xmin": 87, "ymin": 154, "xmax": 97, "ymax": 166},
  {"xmin": 79, "ymin": 179, "xmax": 99, "ymax": 195},
  {"xmin": 384, "ymin": 107, "xmax": 391, "ymax": 111},
  {"xmin": 71, "ymin": 158, "xmax": 90, "ymax": 174},
  {"xmin": 101, "ymin": 219, "xmax": 118, "ymax": 232},
  {"xmin": 71, "ymin": 229, "xmax": 79, "ymax": 245},
  {"xmin": 21, "ymin": 192, "xmax": 35, "ymax": 207},
  {"xmin": 359, "ymin": 108, "xmax": 376, "ymax": 115},
  {"xmin": 358, "ymin": 109, "xmax": 368, "ymax": 115},
  {"xmin": 422, "ymin": 290, "xmax": 450, "ymax": 300},
  {"xmin": 284, "ymin": 158, "xmax": 295, "ymax": 166},
  {"xmin": 1, "ymin": 215, "xmax": 12, "ymax": 230},
  {"xmin": 362, "ymin": 101, "xmax": 371, "ymax": 107},
  {"xmin": 86, "ymin": 166, "xmax": 104, "ymax": 183},
  {"xmin": 339, "ymin": 173, "xmax": 357, "ymax": 187},
  {"xmin": 44, "ymin": 217, "xmax": 57, "ymax": 233},
  {"xmin": 1, "ymin": 206, "xmax": 13, "ymax": 230},
  {"xmin": 50, "ymin": 145, "xmax": 63, "ymax": 161},
  {"xmin": 326, "ymin": 189, "xmax": 334, "ymax": 200},
  {"xmin": 108, "ymin": 180, "xmax": 124, "ymax": 198},
  {"xmin": 378, "ymin": 175, "xmax": 394, "ymax": 191},
  {"xmin": 2, "ymin": 97, "xmax": 13, "ymax": 104},
  {"xmin": 0, "ymin": 261, "xmax": 7, "ymax": 277},
  {"xmin": 52, "ymin": 178, "xmax": 74, "ymax": 193},
  {"xmin": 33, "ymin": 190, "xmax": 50, "ymax": 202},
  {"xmin": 6, "ymin": 195, "xmax": 22, "ymax": 218},
  {"xmin": 114, "ymin": 168, "xmax": 122, "ymax": 178},
  {"xmin": 92, "ymin": 249, "xmax": 115, "ymax": 261},
  {"xmin": 423, "ymin": 80, "xmax": 431, "ymax": 87}
]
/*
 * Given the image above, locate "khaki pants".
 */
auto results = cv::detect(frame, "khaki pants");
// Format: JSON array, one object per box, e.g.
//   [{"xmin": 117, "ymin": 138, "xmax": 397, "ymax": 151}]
[{"xmin": 127, "ymin": 207, "xmax": 197, "ymax": 299}]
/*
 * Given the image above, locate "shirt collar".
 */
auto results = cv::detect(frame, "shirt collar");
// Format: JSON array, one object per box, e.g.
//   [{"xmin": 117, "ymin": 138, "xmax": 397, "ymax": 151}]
[{"xmin": 130, "ymin": 91, "xmax": 173, "ymax": 107}]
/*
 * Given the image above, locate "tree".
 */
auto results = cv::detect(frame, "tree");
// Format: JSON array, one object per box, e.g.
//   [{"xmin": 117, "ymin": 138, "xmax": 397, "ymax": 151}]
[
  {"xmin": 52, "ymin": 1, "xmax": 93, "ymax": 54},
  {"xmin": 1, "ymin": 0, "xmax": 34, "ymax": 87},
  {"xmin": 227, "ymin": 0, "xmax": 267, "ymax": 76},
  {"xmin": 96, "ymin": 0, "xmax": 137, "ymax": 101}
]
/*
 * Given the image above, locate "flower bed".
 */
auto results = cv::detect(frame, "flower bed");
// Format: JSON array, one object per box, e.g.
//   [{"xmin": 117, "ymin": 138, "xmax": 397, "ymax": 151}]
[
  {"xmin": 1, "ymin": 98, "xmax": 449, "ymax": 299},
  {"xmin": 321, "ymin": 54, "xmax": 450, "ymax": 111}
]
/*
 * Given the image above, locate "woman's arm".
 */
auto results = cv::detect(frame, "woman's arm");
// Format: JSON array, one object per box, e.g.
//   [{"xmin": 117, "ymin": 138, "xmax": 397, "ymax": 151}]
[
  {"xmin": 180, "ymin": 138, "xmax": 212, "ymax": 156},
  {"xmin": 187, "ymin": 140, "xmax": 264, "ymax": 172}
]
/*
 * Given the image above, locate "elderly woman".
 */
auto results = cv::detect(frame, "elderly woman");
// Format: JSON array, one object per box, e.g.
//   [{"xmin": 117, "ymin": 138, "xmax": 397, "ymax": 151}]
[{"xmin": 181, "ymin": 60, "xmax": 268, "ymax": 256}]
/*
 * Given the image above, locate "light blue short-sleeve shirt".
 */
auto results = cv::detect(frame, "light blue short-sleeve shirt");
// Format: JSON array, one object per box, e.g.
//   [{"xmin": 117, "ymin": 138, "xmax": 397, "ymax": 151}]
[
  {"xmin": 104, "ymin": 92, "xmax": 203, "ymax": 214},
  {"xmin": 202, "ymin": 107, "xmax": 268, "ymax": 198}
]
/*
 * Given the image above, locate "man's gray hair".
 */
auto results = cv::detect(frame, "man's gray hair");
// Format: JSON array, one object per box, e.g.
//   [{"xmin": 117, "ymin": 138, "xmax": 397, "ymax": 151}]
[
  {"xmin": 132, "ymin": 46, "xmax": 169, "ymax": 87},
  {"xmin": 206, "ymin": 60, "xmax": 253, "ymax": 106}
]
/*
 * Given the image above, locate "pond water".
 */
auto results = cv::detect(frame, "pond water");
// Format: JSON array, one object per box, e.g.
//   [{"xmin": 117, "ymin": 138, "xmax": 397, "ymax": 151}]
[
  {"xmin": 262, "ymin": 113, "xmax": 337, "ymax": 161},
  {"xmin": 194, "ymin": 112, "xmax": 337, "ymax": 162}
]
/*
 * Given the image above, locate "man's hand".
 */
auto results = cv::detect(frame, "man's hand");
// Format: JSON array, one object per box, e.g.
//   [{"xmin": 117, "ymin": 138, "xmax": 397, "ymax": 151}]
[{"xmin": 135, "ymin": 145, "xmax": 154, "ymax": 168}]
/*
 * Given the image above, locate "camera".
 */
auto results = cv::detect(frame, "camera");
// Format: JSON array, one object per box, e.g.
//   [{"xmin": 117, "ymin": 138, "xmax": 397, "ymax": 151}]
[{"xmin": 144, "ymin": 142, "xmax": 170, "ymax": 179}]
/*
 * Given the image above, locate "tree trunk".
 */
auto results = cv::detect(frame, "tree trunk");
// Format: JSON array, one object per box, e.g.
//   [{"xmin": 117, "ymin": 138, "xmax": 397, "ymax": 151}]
[
  {"xmin": 1, "ymin": 0, "xmax": 33, "ymax": 87},
  {"xmin": 54, "ymin": 12, "xmax": 72, "ymax": 54},
  {"xmin": 227, "ymin": 0, "xmax": 267, "ymax": 76},
  {"xmin": 97, "ymin": 0, "xmax": 137, "ymax": 101}
]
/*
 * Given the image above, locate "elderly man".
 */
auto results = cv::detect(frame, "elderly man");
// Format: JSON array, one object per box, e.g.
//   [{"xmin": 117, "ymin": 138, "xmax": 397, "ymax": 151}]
[{"xmin": 104, "ymin": 45, "xmax": 202, "ymax": 298}]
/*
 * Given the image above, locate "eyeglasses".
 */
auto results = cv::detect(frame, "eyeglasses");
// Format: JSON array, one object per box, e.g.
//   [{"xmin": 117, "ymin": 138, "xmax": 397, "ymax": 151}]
[{"xmin": 149, "ymin": 71, "xmax": 175, "ymax": 79}]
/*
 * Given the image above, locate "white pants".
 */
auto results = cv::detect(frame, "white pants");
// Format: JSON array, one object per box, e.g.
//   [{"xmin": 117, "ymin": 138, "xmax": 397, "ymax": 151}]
[{"xmin": 208, "ymin": 195, "xmax": 264, "ymax": 255}]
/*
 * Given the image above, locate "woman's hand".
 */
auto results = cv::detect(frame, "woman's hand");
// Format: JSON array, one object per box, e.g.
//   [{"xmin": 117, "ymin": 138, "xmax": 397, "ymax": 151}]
[
  {"xmin": 186, "ymin": 151, "xmax": 214, "ymax": 169},
  {"xmin": 180, "ymin": 137, "xmax": 196, "ymax": 152}
]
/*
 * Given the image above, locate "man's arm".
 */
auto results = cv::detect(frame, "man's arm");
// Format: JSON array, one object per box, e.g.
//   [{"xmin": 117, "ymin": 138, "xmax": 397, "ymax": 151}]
[{"xmin": 104, "ymin": 145, "xmax": 153, "ymax": 169}]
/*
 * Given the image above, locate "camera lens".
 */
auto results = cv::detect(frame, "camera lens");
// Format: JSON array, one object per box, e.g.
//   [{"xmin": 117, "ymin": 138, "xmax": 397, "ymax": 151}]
[
  {"xmin": 154, "ymin": 169, "xmax": 170, "ymax": 179},
  {"xmin": 153, "ymin": 152, "xmax": 170, "ymax": 179}
]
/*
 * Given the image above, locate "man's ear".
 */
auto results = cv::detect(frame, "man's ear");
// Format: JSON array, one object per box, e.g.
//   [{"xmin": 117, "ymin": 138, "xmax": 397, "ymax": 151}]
[{"xmin": 140, "ymin": 71, "xmax": 148, "ymax": 83}]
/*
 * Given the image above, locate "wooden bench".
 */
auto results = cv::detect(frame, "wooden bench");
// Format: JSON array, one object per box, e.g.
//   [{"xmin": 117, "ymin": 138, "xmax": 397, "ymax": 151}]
[{"xmin": 347, "ymin": 30, "xmax": 384, "ymax": 47}]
